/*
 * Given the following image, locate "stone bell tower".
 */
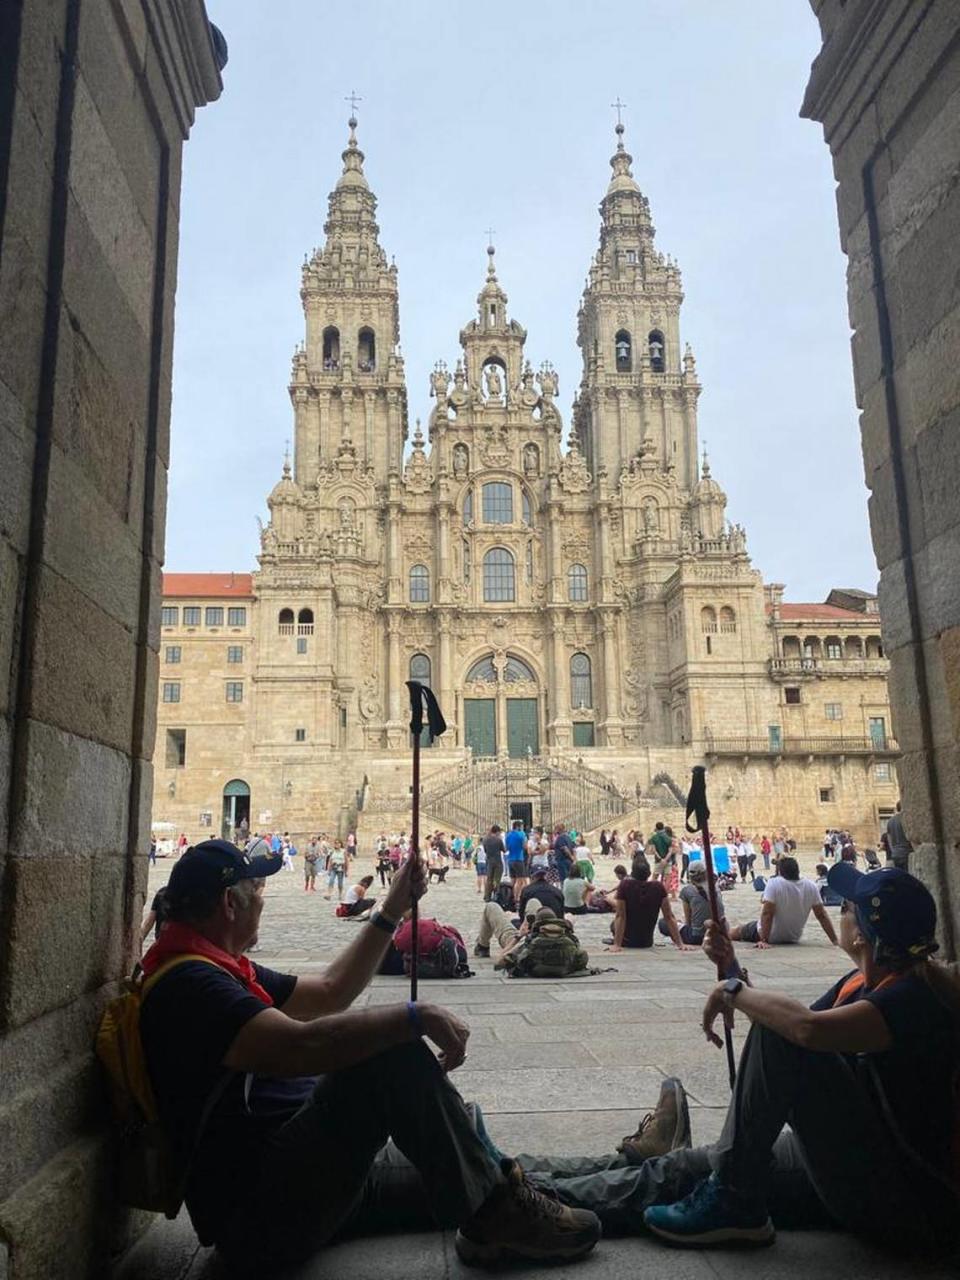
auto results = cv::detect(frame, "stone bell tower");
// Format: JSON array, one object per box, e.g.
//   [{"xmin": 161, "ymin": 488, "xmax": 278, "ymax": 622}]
[
  {"xmin": 289, "ymin": 113, "xmax": 408, "ymax": 484},
  {"xmin": 575, "ymin": 119, "xmax": 701, "ymax": 488}
]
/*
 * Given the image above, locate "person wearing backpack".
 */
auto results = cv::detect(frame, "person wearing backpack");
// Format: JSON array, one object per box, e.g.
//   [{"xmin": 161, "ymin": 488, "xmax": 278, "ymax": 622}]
[
  {"xmin": 129, "ymin": 839, "xmax": 600, "ymax": 1270},
  {"xmin": 499, "ymin": 908, "xmax": 589, "ymax": 979}
]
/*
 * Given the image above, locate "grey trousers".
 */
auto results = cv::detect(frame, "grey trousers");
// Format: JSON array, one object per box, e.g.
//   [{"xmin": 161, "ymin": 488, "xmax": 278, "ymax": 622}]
[{"xmin": 476, "ymin": 901, "xmax": 519, "ymax": 949}]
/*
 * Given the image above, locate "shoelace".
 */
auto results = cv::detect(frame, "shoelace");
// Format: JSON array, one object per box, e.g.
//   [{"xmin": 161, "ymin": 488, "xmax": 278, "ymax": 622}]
[
  {"xmin": 513, "ymin": 1172, "xmax": 565, "ymax": 1219},
  {"xmin": 622, "ymin": 1112, "xmax": 654, "ymax": 1143}
]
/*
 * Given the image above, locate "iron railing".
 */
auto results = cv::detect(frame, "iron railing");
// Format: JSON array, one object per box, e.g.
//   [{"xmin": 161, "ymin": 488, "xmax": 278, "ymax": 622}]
[{"xmin": 703, "ymin": 735, "xmax": 899, "ymax": 757}]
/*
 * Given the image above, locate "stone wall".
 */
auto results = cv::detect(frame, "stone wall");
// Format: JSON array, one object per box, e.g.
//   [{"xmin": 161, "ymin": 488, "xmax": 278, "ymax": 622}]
[
  {"xmin": 803, "ymin": 0, "xmax": 960, "ymax": 953},
  {"xmin": 0, "ymin": 3, "xmax": 221, "ymax": 1276}
]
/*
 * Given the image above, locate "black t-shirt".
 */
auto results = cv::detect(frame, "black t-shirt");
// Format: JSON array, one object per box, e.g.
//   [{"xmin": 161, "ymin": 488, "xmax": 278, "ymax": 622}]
[
  {"xmin": 518, "ymin": 881, "xmax": 565, "ymax": 919},
  {"xmin": 811, "ymin": 969, "xmax": 958, "ymax": 1174},
  {"xmin": 140, "ymin": 961, "xmax": 315, "ymax": 1242},
  {"xmin": 482, "ymin": 834, "xmax": 505, "ymax": 867},
  {"xmin": 617, "ymin": 877, "xmax": 667, "ymax": 947}
]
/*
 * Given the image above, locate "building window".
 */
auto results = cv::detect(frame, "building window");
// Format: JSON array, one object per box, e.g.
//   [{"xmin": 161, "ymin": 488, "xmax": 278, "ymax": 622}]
[
  {"xmin": 819, "ymin": 787, "xmax": 835, "ymax": 803},
  {"xmin": 225, "ymin": 682, "xmax": 244, "ymax": 703},
  {"xmin": 825, "ymin": 639, "xmax": 843, "ymax": 659},
  {"xmin": 648, "ymin": 329, "xmax": 665, "ymax": 372},
  {"xmin": 165, "ymin": 728, "xmax": 186, "ymax": 767},
  {"xmin": 357, "ymin": 326, "xmax": 376, "ymax": 372},
  {"xmin": 183, "ymin": 607, "xmax": 201, "ymax": 626},
  {"xmin": 785, "ymin": 687, "xmax": 801, "ymax": 705},
  {"xmin": 161, "ymin": 606, "xmax": 178, "ymax": 626},
  {"xmin": 482, "ymin": 548, "xmax": 515, "ymax": 602},
  {"xmin": 227, "ymin": 607, "xmax": 246, "ymax": 627},
  {"xmin": 615, "ymin": 329, "xmax": 632, "ymax": 372},
  {"xmin": 297, "ymin": 608, "xmax": 314, "ymax": 634},
  {"xmin": 409, "ymin": 563, "xmax": 430, "ymax": 603},
  {"xmin": 504, "ymin": 655, "xmax": 536, "ymax": 682},
  {"xmin": 869, "ymin": 716, "xmax": 887, "ymax": 750},
  {"xmin": 568, "ymin": 563, "xmax": 588, "ymax": 602},
  {"xmin": 825, "ymin": 702, "xmax": 843, "ymax": 720},
  {"xmin": 227, "ymin": 645, "xmax": 243, "ymax": 663},
  {"xmin": 164, "ymin": 646, "xmax": 181, "ymax": 664},
  {"xmin": 466, "ymin": 655, "xmax": 497, "ymax": 682},
  {"xmin": 162, "ymin": 682, "xmax": 181, "ymax": 704},
  {"xmin": 572, "ymin": 722, "xmax": 595, "ymax": 747},
  {"xmin": 278, "ymin": 607, "xmax": 294, "ymax": 635},
  {"xmin": 570, "ymin": 653, "xmax": 592, "ymax": 708},
  {"xmin": 874, "ymin": 763, "xmax": 892, "ymax": 782},
  {"xmin": 705, "ymin": 635, "xmax": 712, "ymax": 655},
  {"xmin": 296, "ymin": 637, "xmax": 307, "ymax": 654},
  {"xmin": 700, "ymin": 606, "xmax": 717, "ymax": 634},
  {"xmin": 205, "ymin": 607, "xmax": 224, "ymax": 627},
  {"xmin": 719, "ymin": 606, "xmax": 737, "ymax": 633},
  {"xmin": 626, "ymin": 249, "xmax": 636, "ymax": 264},
  {"xmin": 295, "ymin": 727, "xmax": 306, "ymax": 742},
  {"xmin": 322, "ymin": 325, "xmax": 340, "ymax": 370},
  {"xmin": 410, "ymin": 653, "xmax": 432, "ymax": 685},
  {"xmin": 482, "ymin": 482, "xmax": 513, "ymax": 524}
]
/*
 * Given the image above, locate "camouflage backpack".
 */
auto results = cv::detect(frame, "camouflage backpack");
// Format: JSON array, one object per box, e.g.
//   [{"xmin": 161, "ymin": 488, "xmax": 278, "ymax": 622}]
[{"xmin": 506, "ymin": 916, "xmax": 589, "ymax": 979}]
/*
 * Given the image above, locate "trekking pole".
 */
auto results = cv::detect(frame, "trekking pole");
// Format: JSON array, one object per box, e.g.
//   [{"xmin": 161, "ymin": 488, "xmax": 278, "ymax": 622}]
[
  {"xmin": 405, "ymin": 681, "xmax": 447, "ymax": 1004},
  {"xmin": 685, "ymin": 765, "xmax": 740, "ymax": 1089}
]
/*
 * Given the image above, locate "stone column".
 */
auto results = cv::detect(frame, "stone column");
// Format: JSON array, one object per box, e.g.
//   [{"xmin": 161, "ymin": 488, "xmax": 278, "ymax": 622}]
[
  {"xmin": 385, "ymin": 612, "xmax": 404, "ymax": 747},
  {"xmin": 548, "ymin": 611, "xmax": 571, "ymax": 745},
  {"xmin": 599, "ymin": 613, "xmax": 624, "ymax": 744},
  {"xmin": 0, "ymin": 2, "xmax": 221, "ymax": 1274},
  {"xmin": 437, "ymin": 612, "xmax": 455, "ymax": 734}
]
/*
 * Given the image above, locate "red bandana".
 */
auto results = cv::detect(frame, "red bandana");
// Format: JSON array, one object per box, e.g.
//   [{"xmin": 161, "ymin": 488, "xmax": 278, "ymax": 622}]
[{"xmin": 141, "ymin": 921, "xmax": 274, "ymax": 1006}]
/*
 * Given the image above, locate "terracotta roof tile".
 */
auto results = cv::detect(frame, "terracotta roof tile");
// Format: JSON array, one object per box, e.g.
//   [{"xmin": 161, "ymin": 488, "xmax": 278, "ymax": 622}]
[
  {"xmin": 767, "ymin": 602, "xmax": 869, "ymax": 621},
  {"xmin": 162, "ymin": 572, "xmax": 253, "ymax": 599}
]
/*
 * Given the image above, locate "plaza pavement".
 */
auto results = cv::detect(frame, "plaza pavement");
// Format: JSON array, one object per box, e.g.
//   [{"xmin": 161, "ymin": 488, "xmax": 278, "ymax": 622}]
[{"xmin": 117, "ymin": 851, "xmax": 952, "ymax": 1280}]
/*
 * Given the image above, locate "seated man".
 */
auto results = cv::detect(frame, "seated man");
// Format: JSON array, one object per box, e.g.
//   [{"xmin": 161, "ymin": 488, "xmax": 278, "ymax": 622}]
[
  {"xmin": 473, "ymin": 895, "xmax": 541, "ymax": 959},
  {"xmin": 519, "ymin": 863, "xmax": 960, "ymax": 1258},
  {"xmin": 729, "ymin": 855, "xmax": 838, "ymax": 949},
  {"xmin": 606, "ymin": 857, "xmax": 690, "ymax": 952},
  {"xmin": 657, "ymin": 861, "xmax": 724, "ymax": 945},
  {"xmin": 517, "ymin": 866, "xmax": 564, "ymax": 921},
  {"xmin": 139, "ymin": 841, "xmax": 601, "ymax": 1272}
]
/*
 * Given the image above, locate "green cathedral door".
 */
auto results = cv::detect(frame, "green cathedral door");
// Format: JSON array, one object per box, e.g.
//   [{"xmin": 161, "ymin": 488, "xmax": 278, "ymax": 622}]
[
  {"xmin": 464, "ymin": 699, "xmax": 496, "ymax": 757},
  {"xmin": 507, "ymin": 698, "xmax": 539, "ymax": 758}
]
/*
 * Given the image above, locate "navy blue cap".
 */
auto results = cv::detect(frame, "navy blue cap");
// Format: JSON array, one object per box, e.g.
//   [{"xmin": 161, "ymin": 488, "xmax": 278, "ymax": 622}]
[
  {"xmin": 167, "ymin": 838, "xmax": 281, "ymax": 905},
  {"xmin": 827, "ymin": 863, "xmax": 938, "ymax": 956}
]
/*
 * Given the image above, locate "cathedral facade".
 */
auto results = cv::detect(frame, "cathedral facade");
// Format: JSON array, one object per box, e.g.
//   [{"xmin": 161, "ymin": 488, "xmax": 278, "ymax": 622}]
[{"xmin": 154, "ymin": 118, "xmax": 898, "ymax": 845}]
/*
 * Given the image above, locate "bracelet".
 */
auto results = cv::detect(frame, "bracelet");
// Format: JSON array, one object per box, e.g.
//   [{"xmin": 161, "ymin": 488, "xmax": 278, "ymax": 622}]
[
  {"xmin": 369, "ymin": 910, "xmax": 397, "ymax": 935},
  {"xmin": 406, "ymin": 999, "xmax": 423, "ymax": 1038}
]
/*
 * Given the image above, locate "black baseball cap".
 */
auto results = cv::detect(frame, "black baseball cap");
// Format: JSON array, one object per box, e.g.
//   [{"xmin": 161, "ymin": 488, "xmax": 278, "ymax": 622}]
[
  {"xmin": 827, "ymin": 862, "xmax": 938, "ymax": 956},
  {"xmin": 168, "ymin": 838, "xmax": 281, "ymax": 906}
]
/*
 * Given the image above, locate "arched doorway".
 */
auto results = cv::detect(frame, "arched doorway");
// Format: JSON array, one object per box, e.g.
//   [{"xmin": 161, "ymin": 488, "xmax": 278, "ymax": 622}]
[
  {"xmin": 462, "ymin": 653, "xmax": 540, "ymax": 758},
  {"xmin": 222, "ymin": 778, "xmax": 250, "ymax": 841}
]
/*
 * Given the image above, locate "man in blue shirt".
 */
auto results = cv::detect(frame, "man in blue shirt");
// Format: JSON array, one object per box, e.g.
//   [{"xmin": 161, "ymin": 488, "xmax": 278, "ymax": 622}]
[{"xmin": 504, "ymin": 821, "xmax": 528, "ymax": 908}]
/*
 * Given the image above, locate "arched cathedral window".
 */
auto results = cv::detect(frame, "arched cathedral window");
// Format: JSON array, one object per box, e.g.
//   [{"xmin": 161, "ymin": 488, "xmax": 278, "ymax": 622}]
[
  {"xmin": 615, "ymin": 330, "xmax": 632, "ymax": 372},
  {"xmin": 483, "ymin": 548, "xmax": 515, "ymax": 602},
  {"xmin": 322, "ymin": 326, "xmax": 340, "ymax": 370},
  {"xmin": 466, "ymin": 656, "xmax": 497, "ymax": 682},
  {"xmin": 357, "ymin": 327, "xmax": 376, "ymax": 372},
  {"xmin": 482, "ymin": 482, "xmax": 513, "ymax": 524},
  {"xmin": 278, "ymin": 608, "xmax": 294, "ymax": 635},
  {"xmin": 568, "ymin": 563, "xmax": 588, "ymax": 602},
  {"xmin": 570, "ymin": 653, "xmax": 592, "ymax": 708},
  {"xmin": 409, "ymin": 564, "xmax": 430, "ymax": 603}
]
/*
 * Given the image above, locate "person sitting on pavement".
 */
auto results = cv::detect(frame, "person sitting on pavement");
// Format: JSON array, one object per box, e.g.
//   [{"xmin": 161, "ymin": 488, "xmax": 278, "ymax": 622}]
[
  {"xmin": 657, "ymin": 861, "xmax": 724, "ymax": 945},
  {"xmin": 473, "ymin": 896, "xmax": 542, "ymax": 960},
  {"xmin": 606, "ymin": 857, "xmax": 692, "ymax": 952},
  {"xmin": 516, "ymin": 867, "xmax": 564, "ymax": 922},
  {"xmin": 815, "ymin": 863, "xmax": 845, "ymax": 906},
  {"xmin": 139, "ymin": 840, "xmax": 602, "ymax": 1272},
  {"xmin": 729, "ymin": 855, "xmax": 838, "ymax": 950},
  {"xmin": 586, "ymin": 864, "xmax": 628, "ymax": 912},
  {"xmin": 562, "ymin": 867, "xmax": 591, "ymax": 916},
  {"xmin": 342, "ymin": 874, "xmax": 376, "ymax": 918},
  {"xmin": 512, "ymin": 862, "xmax": 960, "ymax": 1259}
]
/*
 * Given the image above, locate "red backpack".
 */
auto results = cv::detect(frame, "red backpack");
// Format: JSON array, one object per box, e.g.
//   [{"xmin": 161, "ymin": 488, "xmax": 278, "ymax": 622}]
[{"xmin": 393, "ymin": 918, "xmax": 470, "ymax": 979}]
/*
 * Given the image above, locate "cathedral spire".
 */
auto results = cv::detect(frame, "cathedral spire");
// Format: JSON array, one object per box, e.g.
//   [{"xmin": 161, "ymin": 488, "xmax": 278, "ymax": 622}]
[{"xmin": 336, "ymin": 112, "xmax": 369, "ymax": 192}]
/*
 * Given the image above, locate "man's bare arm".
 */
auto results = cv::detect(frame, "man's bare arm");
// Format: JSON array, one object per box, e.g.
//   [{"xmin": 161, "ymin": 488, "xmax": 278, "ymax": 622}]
[
  {"xmin": 757, "ymin": 899, "xmax": 776, "ymax": 946},
  {"xmin": 811, "ymin": 902, "xmax": 839, "ymax": 945}
]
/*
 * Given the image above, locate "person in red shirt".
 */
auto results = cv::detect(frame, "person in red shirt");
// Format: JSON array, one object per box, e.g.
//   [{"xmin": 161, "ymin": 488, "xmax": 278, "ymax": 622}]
[{"xmin": 606, "ymin": 858, "xmax": 690, "ymax": 952}]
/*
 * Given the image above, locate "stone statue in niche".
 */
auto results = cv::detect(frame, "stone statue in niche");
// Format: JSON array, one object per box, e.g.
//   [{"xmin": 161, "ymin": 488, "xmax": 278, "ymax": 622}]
[
  {"xmin": 642, "ymin": 499, "xmax": 659, "ymax": 535},
  {"xmin": 452, "ymin": 443, "xmax": 469, "ymax": 477},
  {"xmin": 338, "ymin": 499, "xmax": 355, "ymax": 529},
  {"xmin": 523, "ymin": 443, "xmax": 540, "ymax": 476},
  {"xmin": 484, "ymin": 363, "xmax": 503, "ymax": 400}
]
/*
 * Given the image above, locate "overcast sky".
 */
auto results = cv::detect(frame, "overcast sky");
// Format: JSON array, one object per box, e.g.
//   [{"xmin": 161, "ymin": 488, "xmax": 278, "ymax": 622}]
[{"xmin": 167, "ymin": 0, "xmax": 875, "ymax": 602}]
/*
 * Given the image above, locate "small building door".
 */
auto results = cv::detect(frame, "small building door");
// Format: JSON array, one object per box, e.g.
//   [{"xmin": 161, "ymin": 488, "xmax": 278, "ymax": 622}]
[
  {"xmin": 507, "ymin": 698, "xmax": 539, "ymax": 758},
  {"xmin": 509, "ymin": 802, "xmax": 533, "ymax": 830},
  {"xmin": 464, "ymin": 699, "xmax": 496, "ymax": 757},
  {"xmin": 222, "ymin": 779, "xmax": 250, "ymax": 841}
]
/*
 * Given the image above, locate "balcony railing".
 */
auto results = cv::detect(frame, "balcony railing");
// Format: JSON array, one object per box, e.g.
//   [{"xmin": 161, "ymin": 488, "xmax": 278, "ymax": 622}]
[
  {"xmin": 768, "ymin": 657, "xmax": 888, "ymax": 678},
  {"xmin": 704, "ymin": 735, "xmax": 899, "ymax": 757},
  {"xmin": 297, "ymin": 623, "xmax": 314, "ymax": 636},
  {"xmin": 278, "ymin": 624, "xmax": 294, "ymax": 636}
]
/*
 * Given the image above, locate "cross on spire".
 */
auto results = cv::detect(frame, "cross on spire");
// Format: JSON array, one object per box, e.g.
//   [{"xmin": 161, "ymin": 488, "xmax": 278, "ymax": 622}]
[
  {"xmin": 485, "ymin": 226, "xmax": 496, "ymax": 249},
  {"xmin": 345, "ymin": 89, "xmax": 362, "ymax": 116},
  {"xmin": 611, "ymin": 97, "xmax": 627, "ymax": 127}
]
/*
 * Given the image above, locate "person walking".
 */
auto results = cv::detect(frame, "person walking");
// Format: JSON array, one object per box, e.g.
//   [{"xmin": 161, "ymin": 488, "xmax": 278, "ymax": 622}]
[{"xmin": 304, "ymin": 839, "xmax": 320, "ymax": 893}]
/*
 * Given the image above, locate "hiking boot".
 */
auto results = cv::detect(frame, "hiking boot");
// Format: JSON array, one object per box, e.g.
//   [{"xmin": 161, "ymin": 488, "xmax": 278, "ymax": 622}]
[
  {"xmin": 473, "ymin": 943, "xmax": 490, "ymax": 958},
  {"xmin": 643, "ymin": 1172, "xmax": 774, "ymax": 1247},
  {"xmin": 618, "ymin": 1077, "xmax": 691, "ymax": 1163},
  {"xmin": 456, "ymin": 1158, "xmax": 601, "ymax": 1267}
]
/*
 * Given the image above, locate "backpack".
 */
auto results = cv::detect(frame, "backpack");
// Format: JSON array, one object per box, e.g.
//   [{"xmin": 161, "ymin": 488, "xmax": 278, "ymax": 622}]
[
  {"xmin": 95, "ymin": 955, "xmax": 232, "ymax": 1217},
  {"xmin": 506, "ymin": 918, "xmax": 589, "ymax": 979},
  {"xmin": 394, "ymin": 918, "xmax": 472, "ymax": 979}
]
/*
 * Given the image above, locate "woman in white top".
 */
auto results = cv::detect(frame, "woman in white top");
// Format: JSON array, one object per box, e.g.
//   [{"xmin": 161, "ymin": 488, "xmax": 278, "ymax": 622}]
[
  {"xmin": 342, "ymin": 874, "xmax": 376, "ymax": 918},
  {"xmin": 562, "ymin": 871, "xmax": 590, "ymax": 916}
]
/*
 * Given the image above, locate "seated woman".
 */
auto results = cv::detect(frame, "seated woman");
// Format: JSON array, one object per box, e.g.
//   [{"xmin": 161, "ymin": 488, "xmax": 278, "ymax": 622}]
[
  {"xmin": 657, "ymin": 861, "xmax": 723, "ymax": 944},
  {"xmin": 587, "ymin": 864, "xmax": 628, "ymax": 912},
  {"xmin": 562, "ymin": 869, "xmax": 591, "ymax": 916},
  {"xmin": 341, "ymin": 874, "xmax": 376, "ymax": 918}
]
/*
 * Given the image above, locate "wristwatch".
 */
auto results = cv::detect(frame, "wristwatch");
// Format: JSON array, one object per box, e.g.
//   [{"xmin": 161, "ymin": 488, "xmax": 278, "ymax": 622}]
[
  {"xmin": 722, "ymin": 977, "xmax": 744, "ymax": 1007},
  {"xmin": 369, "ymin": 910, "xmax": 397, "ymax": 935}
]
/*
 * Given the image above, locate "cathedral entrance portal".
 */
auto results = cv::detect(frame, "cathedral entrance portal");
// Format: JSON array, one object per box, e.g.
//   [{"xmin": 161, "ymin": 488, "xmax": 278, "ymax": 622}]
[{"xmin": 462, "ymin": 653, "xmax": 540, "ymax": 759}]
